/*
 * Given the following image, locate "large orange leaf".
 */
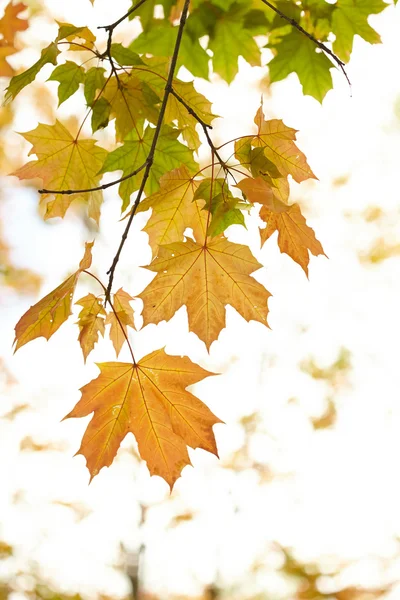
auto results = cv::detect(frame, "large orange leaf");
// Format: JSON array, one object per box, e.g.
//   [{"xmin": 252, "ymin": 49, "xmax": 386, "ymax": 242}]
[
  {"xmin": 64, "ymin": 349, "xmax": 221, "ymax": 489},
  {"xmin": 252, "ymin": 106, "xmax": 316, "ymax": 183},
  {"xmin": 137, "ymin": 166, "xmax": 207, "ymax": 257},
  {"xmin": 12, "ymin": 121, "xmax": 107, "ymax": 222},
  {"xmin": 260, "ymin": 204, "xmax": 325, "ymax": 276},
  {"xmin": 105, "ymin": 288, "xmax": 135, "ymax": 357},
  {"xmin": 14, "ymin": 242, "xmax": 93, "ymax": 351},
  {"xmin": 139, "ymin": 238, "xmax": 271, "ymax": 350},
  {"xmin": 76, "ymin": 293, "xmax": 106, "ymax": 362}
]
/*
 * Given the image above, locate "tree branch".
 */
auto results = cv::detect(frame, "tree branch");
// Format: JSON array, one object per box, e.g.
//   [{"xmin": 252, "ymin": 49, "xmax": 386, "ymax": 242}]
[
  {"xmin": 38, "ymin": 161, "xmax": 147, "ymax": 195},
  {"xmin": 105, "ymin": 0, "xmax": 191, "ymax": 301},
  {"xmin": 98, "ymin": 0, "xmax": 149, "ymax": 31},
  {"xmin": 260, "ymin": 0, "xmax": 351, "ymax": 88}
]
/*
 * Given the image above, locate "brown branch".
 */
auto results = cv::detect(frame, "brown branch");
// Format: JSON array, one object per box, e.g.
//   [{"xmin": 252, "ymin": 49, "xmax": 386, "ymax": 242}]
[
  {"xmin": 98, "ymin": 0, "xmax": 149, "ymax": 31},
  {"xmin": 260, "ymin": 0, "xmax": 351, "ymax": 88},
  {"xmin": 38, "ymin": 161, "xmax": 147, "ymax": 195},
  {"xmin": 105, "ymin": 0, "xmax": 192, "ymax": 301}
]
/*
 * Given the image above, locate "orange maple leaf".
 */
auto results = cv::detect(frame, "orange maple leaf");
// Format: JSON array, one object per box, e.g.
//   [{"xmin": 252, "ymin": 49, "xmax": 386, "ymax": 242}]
[
  {"xmin": 252, "ymin": 106, "xmax": 316, "ymax": 183},
  {"xmin": 236, "ymin": 176, "xmax": 289, "ymax": 213},
  {"xmin": 14, "ymin": 242, "xmax": 93, "ymax": 351},
  {"xmin": 12, "ymin": 121, "xmax": 107, "ymax": 222},
  {"xmin": 64, "ymin": 349, "xmax": 221, "ymax": 489},
  {"xmin": 105, "ymin": 288, "xmax": 135, "ymax": 357},
  {"xmin": 137, "ymin": 166, "xmax": 207, "ymax": 257},
  {"xmin": 0, "ymin": 2, "xmax": 28, "ymax": 45},
  {"xmin": 139, "ymin": 237, "xmax": 271, "ymax": 350},
  {"xmin": 76, "ymin": 293, "xmax": 106, "ymax": 362},
  {"xmin": 260, "ymin": 204, "xmax": 326, "ymax": 276}
]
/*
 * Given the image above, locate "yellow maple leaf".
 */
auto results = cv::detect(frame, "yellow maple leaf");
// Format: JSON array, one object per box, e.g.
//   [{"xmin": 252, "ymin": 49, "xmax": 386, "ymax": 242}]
[
  {"xmin": 14, "ymin": 242, "xmax": 93, "ymax": 351},
  {"xmin": 260, "ymin": 203, "xmax": 326, "ymax": 276},
  {"xmin": 137, "ymin": 166, "xmax": 207, "ymax": 257},
  {"xmin": 139, "ymin": 237, "xmax": 271, "ymax": 350},
  {"xmin": 64, "ymin": 349, "xmax": 221, "ymax": 489},
  {"xmin": 252, "ymin": 106, "xmax": 316, "ymax": 183},
  {"xmin": 12, "ymin": 121, "xmax": 107, "ymax": 223},
  {"xmin": 103, "ymin": 73, "xmax": 159, "ymax": 141},
  {"xmin": 76, "ymin": 293, "xmax": 106, "ymax": 362},
  {"xmin": 105, "ymin": 288, "xmax": 135, "ymax": 357}
]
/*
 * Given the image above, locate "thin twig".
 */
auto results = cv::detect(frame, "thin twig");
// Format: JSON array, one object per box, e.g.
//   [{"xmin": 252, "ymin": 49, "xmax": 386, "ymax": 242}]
[
  {"xmin": 105, "ymin": 0, "xmax": 191, "ymax": 301},
  {"xmin": 260, "ymin": 0, "xmax": 351, "ymax": 88},
  {"xmin": 82, "ymin": 270, "xmax": 136, "ymax": 364},
  {"xmin": 98, "ymin": 0, "xmax": 149, "ymax": 31},
  {"xmin": 38, "ymin": 161, "xmax": 147, "ymax": 195}
]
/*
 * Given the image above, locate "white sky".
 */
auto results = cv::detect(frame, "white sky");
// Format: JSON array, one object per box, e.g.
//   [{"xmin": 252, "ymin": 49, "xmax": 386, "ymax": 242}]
[{"xmin": 2, "ymin": 1, "xmax": 400, "ymax": 598}]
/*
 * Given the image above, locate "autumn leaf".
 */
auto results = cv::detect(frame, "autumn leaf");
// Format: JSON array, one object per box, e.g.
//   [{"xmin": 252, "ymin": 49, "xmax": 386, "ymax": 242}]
[
  {"xmin": 0, "ymin": 41, "xmax": 16, "ymax": 77},
  {"xmin": 0, "ymin": 2, "xmax": 28, "ymax": 45},
  {"xmin": 139, "ymin": 237, "xmax": 271, "ymax": 350},
  {"xmin": 64, "ymin": 349, "xmax": 221, "ymax": 489},
  {"xmin": 12, "ymin": 121, "xmax": 107, "ymax": 222},
  {"xmin": 260, "ymin": 203, "xmax": 326, "ymax": 276},
  {"xmin": 14, "ymin": 242, "xmax": 93, "ymax": 351},
  {"xmin": 106, "ymin": 288, "xmax": 135, "ymax": 357},
  {"xmin": 136, "ymin": 166, "xmax": 207, "ymax": 256},
  {"xmin": 236, "ymin": 176, "xmax": 289, "ymax": 213},
  {"xmin": 252, "ymin": 106, "xmax": 317, "ymax": 183},
  {"xmin": 48, "ymin": 61, "xmax": 85, "ymax": 106},
  {"xmin": 76, "ymin": 293, "xmax": 106, "ymax": 362}
]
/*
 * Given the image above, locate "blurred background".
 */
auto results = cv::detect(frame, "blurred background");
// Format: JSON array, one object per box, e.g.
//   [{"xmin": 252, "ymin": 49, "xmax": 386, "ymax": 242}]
[{"xmin": 2, "ymin": 0, "xmax": 400, "ymax": 598}]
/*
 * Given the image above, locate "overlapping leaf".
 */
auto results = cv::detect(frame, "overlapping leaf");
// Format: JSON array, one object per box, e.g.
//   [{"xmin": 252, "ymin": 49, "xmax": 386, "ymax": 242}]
[
  {"xmin": 64, "ymin": 349, "xmax": 221, "ymax": 488},
  {"xmin": 140, "ymin": 237, "xmax": 271, "ymax": 350},
  {"xmin": 14, "ymin": 242, "xmax": 93, "ymax": 351},
  {"xmin": 106, "ymin": 288, "xmax": 135, "ymax": 357},
  {"xmin": 12, "ymin": 121, "xmax": 107, "ymax": 222},
  {"xmin": 76, "ymin": 293, "xmax": 106, "ymax": 362}
]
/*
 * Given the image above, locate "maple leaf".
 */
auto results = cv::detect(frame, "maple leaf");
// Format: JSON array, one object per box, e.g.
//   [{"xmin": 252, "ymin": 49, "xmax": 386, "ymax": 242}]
[
  {"xmin": 48, "ymin": 61, "xmax": 85, "ymax": 106},
  {"xmin": 64, "ymin": 349, "xmax": 221, "ymax": 489},
  {"xmin": 268, "ymin": 30, "xmax": 333, "ymax": 103},
  {"xmin": 252, "ymin": 107, "xmax": 317, "ymax": 184},
  {"xmin": 12, "ymin": 121, "xmax": 107, "ymax": 222},
  {"xmin": 0, "ymin": 41, "xmax": 16, "ymax": 77},
  {"xmin": 105, "ymin": 288, "xmax": 135, "ymax": 357},
  {"xmin": 102, "ymin": 73, "xmax": 159, "ymax": 142},
  {"xmin": 139, "ymin": 237, "xmax": 271, "ymax": 350},
  {"xmin": 76, "ymin": 293, "xmax": 106, "ymax": 362},
  {"xmin": 260, "ymin": 203, "xmax": 326, "ymax": 276},
  {"xmin": 14, "ymin": 242, "xmax": 93, "ymax": 352},
  {"xmin": 136, "ymin": 166, "xmax": 207, "ymax": 256},
  {"xmin": 236, "ymin": 176, "xmax": 289, "ymax": 213},
  {"xmin": 194, "ymin": 178, "xmax": 247, "ymax": 238},
  {"xmin": 0, "ymin": 2, "xmax": 28, "ymax": 45}
]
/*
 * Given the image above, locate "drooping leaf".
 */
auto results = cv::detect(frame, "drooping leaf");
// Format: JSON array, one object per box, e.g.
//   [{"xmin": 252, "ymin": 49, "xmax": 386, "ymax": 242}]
[
  {"xmin": 4, "ymin": 42, "xmax": 60, "ymax": 103},
  {"xmin": 139, "ymin": 237, "xmax": 271, "ymax": 350},
  {"xmin": 12, "ymin": 121, "xmax": 107, "ymax": 222},
  {"xmin": 48, "ymin": 61, "xmax": 85, "ymax": 105},
  {"xmin": 91, "ymin": 97, "xmax": 111, "ymax": 132},
  {"xmin": 260, "ymin": 203, "xmax": 326, "ymax": 276},
  {"xmin": 236, "ymin": 176, "xmax": 288, "ymax": 213},
  {"xmin": 194, "ymin": 177, "xmax": 247, "ymax": 238},
  {"xmin": 84, "ymin": 66, "xmax": 106, "ymax": 107},
  {"xmin": 64, "ymin": 349, "xmax": 221, "ymax": 489},
  {"xmin": 76, "ymin": 293, "xmax": 106, "ymax": 362},
  {"xmin": 106, "ymin": 288, "xmax": 135, "ymax": 357},
  {"xmin": 136, "ymin": 166, "xmax": 207, "ymax": 256},
  {"xmin": 252, "ymin": 106, "xmax": 317, "ymax": 183},
  {"xmin": 14, "ymin": 242, "xmax": 93, "ymax": 351},
  {"xmin": 110, "ymin": 43, "xmax": 143, "ymax": 66},
  {"xmin": 268, "ymin": 30, "xmax": 333, "ymax": 103}
]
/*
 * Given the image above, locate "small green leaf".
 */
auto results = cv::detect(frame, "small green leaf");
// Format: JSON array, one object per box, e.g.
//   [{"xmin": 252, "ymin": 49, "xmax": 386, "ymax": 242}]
[
  {"xmin": 48, "ymin": 61, "xmax": 85, "ymax": 105},
  {"xmin": 4, "ymin": 43, "xmax": 60, "ymax": 104},
  {"xmin": 91, "ymin": 97, "xmax": 111, "ymax": 132},
  {"xmin": 110, "ymin": 43, "xmax": 144, "ymax": 66},
  {"xmin": 84, "ymin": 67, "xmax": 106, "ymax": 106}
]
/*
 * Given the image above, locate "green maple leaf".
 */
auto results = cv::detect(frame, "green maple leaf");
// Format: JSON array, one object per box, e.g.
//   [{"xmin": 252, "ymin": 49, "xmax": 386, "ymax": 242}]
[
  {"xmin": 48, "ymin": 61, "xmax": 85, "ymax": 105},
  {"xmin": 100, "ymin": 125, "xmax": 199, "ymax": 211},
  {"xmin": 268, "ymin": 30, "xmax": 333, "ymax": 103},
  {"xmin": 5, "ymin": 43, "xmax": 60, "ymax": 103},
  {"xmin": 331, "ymin": 0, "xmax": 388, "ymax": 63}
]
